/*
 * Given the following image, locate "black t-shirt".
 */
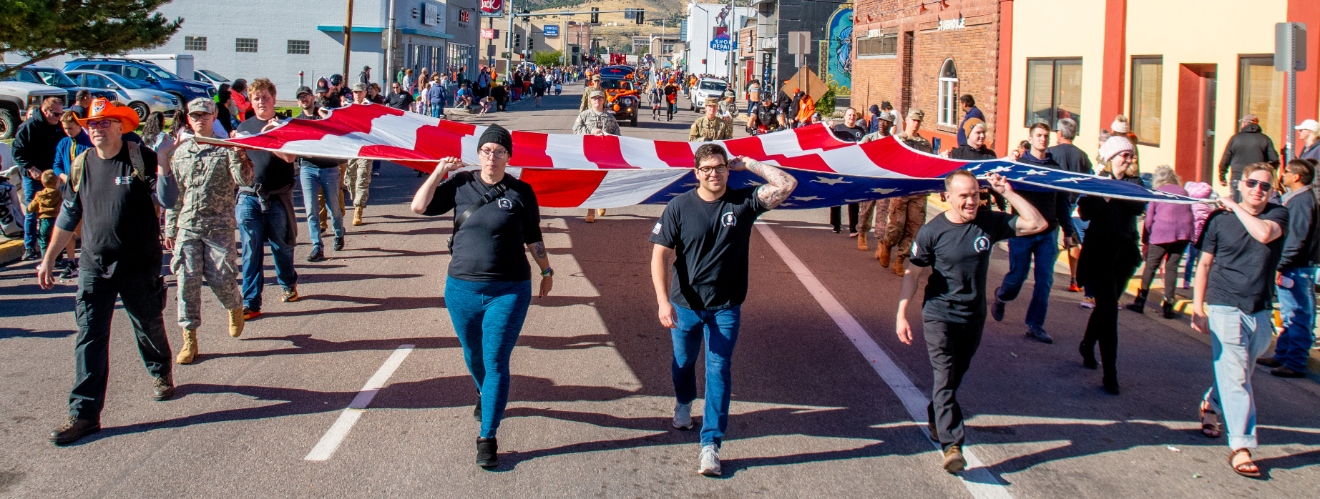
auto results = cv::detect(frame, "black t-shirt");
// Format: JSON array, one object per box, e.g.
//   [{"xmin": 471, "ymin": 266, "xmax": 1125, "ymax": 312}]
[
  {"xmin": 386, "ymin": 91, "xmax": 414, "ymax": 110},
  {"xmin": 831, "ymin": 123, "xmax": 867, "ymax": 142},
  {"xmin": 56, "ymin": 143, "xmax": 162, "ymax": 277},
  {"xmin": 235, "ymin": 117, "xmax": 295, "ymax": 192},
  {"xmin": 1047, "ymin": 143, "xmax": 1093, "ymax": 175},
  {"xmin": 1196, "ymin": 204, "xmax": 1289, "ymax": 313},
  {"xmin": 423, "ymin": 171, "xmax": 543, "ymax": 282},
  {"xmin": 909, "ymin": 210, "xmax": 1018, "ymax": 323},
  {"xmin": 649, "ymin": 187, "xmax": 769, "ymax": 310}
]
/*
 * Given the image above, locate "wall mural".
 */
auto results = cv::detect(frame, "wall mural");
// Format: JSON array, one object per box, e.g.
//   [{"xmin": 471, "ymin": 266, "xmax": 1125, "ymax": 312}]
[{"xmin": 823, "ymin": 5, "xmax": 853, "ymax": 97}]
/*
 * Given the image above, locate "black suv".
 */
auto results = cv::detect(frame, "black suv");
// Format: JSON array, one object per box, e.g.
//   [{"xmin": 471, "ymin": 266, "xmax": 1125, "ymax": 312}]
[{"xmin": 63, "ymin": 58, "xmax": 214, "ymax": 104}]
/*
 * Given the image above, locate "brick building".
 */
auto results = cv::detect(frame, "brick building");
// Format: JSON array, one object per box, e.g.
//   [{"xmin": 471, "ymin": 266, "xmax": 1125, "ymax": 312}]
[{"xmin": 852, "ymin": 0, "xmax": 1006, "ymax": 153}]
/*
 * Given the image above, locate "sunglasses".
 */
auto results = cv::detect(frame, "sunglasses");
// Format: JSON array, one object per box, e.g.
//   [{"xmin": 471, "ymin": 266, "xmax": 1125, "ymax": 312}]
[
  {"xmin": 85, "ymin": 119, "xmax": 120, "ymax": 129},
  {"xmin": 1242, "ymin": 179, "xmax": 1273, "ymax": 192}
]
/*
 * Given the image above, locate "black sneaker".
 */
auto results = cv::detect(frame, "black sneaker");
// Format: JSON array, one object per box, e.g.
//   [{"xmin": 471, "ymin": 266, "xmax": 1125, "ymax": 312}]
[
  {"xmin": 307, "ymin": 248, "xmax": 326, "ymax": 262},
  {"xmin": 21, "ymin": 248, "xmax": 40, "ymax": 261},
  {"xmin": 473, "ymin": 398, "xmax": 482, "ymax": 422},
  {"xmin": 476, "ymin": 437, "xmax": 499, "ymax": 468},
  {"xmin": 1026, "ymin": 326, "xmax": 1054, "ymax": 344},
  {"xmin": 1256, "ymin": 357, "xmax": 1283, "ymax": 368},
  {"xmin": 152, "ymin": 374, "xmax": 175, "ymax": 401},
  {"xmin": 991, "ymin": 296, "xmax": 1006, "ymax": 322},
  {"xmin": 49, "ymin": 417, "xmax": 100, "ymax": 445},
  {"xmin": 1270, "ymin": 366, "xmax": 1306, "ymax": 378},
  {"xmin": 333, "ymin": 236, "xmax": 344, "ymax": 251}
]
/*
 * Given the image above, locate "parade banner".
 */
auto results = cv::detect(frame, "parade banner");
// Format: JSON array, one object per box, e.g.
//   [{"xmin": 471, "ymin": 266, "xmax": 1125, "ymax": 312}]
[{"xmin": 205, "ymin": 104, "xmax": 1202, "ymax": 209}]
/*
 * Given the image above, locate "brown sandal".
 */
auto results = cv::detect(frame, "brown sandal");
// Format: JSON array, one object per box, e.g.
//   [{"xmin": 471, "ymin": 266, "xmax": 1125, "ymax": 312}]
[
  {"xmin": 1229, "ymin": 449, "xmax": 1262, "ymax": 479},
  {"xmin": 1199, "ymin": 402, "xmax": 1222, "ymax": 438}
]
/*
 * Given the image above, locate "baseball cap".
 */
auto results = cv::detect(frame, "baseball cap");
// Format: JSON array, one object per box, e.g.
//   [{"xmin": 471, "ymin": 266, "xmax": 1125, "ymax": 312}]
[
  {"xmin": 330, "ymin": 74, "xmax": 344, "ymax": 85},
  {"xmin": 1296, "ymin": 119, "xmax": 1319, "ymax": 132},
  {"xmin": 296, "ymin": 86, "xmax": 313, "ymax": 98},
  {"xmin": 907, "ymin": 108, "xmax": 925, "ymax": 120},
  {"xmin": 187, "ymin": 98, "xmax": 217, "ymax": 115},
  {"xmin": 588, "ymin": 89, "xmax": 605, "ymax": 99},
  {"xmin": 351, "ymin": 82, "xmax": 367, "ymax": 92}
]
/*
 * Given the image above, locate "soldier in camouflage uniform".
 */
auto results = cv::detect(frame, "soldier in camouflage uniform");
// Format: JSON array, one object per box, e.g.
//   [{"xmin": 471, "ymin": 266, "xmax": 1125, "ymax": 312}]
[
  {"xmin": 877, "ymin": 109, "xmax": 932, "ymax": 276},
  {"xmin": 345, "ymin": 83, "xmax": 374, "ymax": 226},
  {"xmin": 574, "ymin": 89, "xmax": 620, "ymax": 222},
  {"xmin": 164, "ymin": 98, "xmax": 254, "ymax": 365},
  {"xmin": 860, "ymin": 111, "xmax": 897, "ymax": 260},
  {"xmin": 689, "ymin": 97, "xmax": 733, "ymax": 142}
]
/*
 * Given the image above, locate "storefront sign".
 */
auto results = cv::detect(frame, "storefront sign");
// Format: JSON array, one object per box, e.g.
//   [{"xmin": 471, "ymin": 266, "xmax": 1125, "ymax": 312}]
[
  {"xmin": 481, "ymin": 28, "xmax": 498, "ymax": 39},
  {"xmin": 422, "ymin": 2, "xmax": 445, "ymax": 27},
  {"xmin": 480, "ymin": 0, "xmax": 503, "ymax": 17},
  {"xmin": 544, "ymin": 25, "xmax": 559, "ymax": 37},
  {"xmin": 937, "ymin": 16, "xmax": 965, "ymax": 31}
]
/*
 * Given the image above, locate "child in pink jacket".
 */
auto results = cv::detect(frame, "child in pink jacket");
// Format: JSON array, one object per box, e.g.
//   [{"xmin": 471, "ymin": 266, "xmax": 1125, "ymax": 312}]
[{"xmin": 1182, "ymin": 181, "xmax": 1215, "ymax": 287}]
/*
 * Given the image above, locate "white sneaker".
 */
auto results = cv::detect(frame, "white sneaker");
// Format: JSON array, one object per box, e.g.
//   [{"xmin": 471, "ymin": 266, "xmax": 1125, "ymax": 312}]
[
  {"xmin": 673, "ymin": 402, "xmax": 694, "ymax": 430},
  {"xmin": 698, "ymin": 444, "xmax": 721, "ymax": 476}
]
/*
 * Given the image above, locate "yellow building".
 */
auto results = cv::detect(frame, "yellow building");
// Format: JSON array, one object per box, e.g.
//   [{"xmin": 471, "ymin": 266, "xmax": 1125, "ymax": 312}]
[{"xmin": 1002, "ymin": 0, "xmax": 1320, "ymax": 187}]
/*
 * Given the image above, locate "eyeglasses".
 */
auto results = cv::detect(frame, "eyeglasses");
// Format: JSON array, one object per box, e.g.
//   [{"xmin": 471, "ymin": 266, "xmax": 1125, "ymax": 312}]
[
  {"xmin": 85, "ymin": 119, "xmax": 119, "ymax": 130},
  {"xmin": 696, "ymin": 165, "xmax": 729, "ymax": 176},
  {"xmin": 188, "ymin": 112, "xmax": 212, "ymax": 120},
  {"xmin": 478, "ymin": 148, "xmax": 509, "ymax": 159},
  {"xmin": 1242, "ymin": 179, "xmax": 1273, "ymax": 192}
]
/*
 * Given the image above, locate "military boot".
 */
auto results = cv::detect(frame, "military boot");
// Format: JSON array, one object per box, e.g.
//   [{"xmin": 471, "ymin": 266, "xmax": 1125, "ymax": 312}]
[
  {"xmin": 176, "ymin": 330, "xmax": 198, "ymax": 365},
  {"xmin": 228, "ymin": 308, "xmax": 245, "ymax": 338},
  {"xmin": 352, "ymin": 206, "xmax": 364, "ymax": 226},
  {"xmin": 857, "ymin": 232, "xmax": 869, "ymax": 251}
]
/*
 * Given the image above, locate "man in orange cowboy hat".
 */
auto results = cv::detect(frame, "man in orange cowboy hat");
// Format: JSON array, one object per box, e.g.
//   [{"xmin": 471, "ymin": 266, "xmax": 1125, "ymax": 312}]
[{"xmin": 37, "ymin": 98, "xmax": 180, "ymax": 445}]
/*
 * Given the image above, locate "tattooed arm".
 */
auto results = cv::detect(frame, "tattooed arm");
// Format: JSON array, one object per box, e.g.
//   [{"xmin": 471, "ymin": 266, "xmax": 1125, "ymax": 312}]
[
  {"xmin": 527, "ymin": 241, "xmax": 553, "ymax": 298},
  {"xmin": 731, "ymin": 156, "xmax": 798, "ymax": 209}
]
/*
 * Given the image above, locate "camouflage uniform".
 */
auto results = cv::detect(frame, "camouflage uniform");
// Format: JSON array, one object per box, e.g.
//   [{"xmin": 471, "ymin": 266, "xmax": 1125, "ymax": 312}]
[
  {"xmin": 882, "ymin": 132, "xmax": 933, "ymax": 268},
  {"xmin": 859, "ymin": 131, "xmax": 892, "ymax": 239},
  {"xmin": 572, "ymin": 109, "xmax": 621, "ymax": 136},
  {"xmin": 688, "ymin": 116, "xmax": 733, "ymax": 142},
  {"xmin": 166, "ymin": 138, "xmax": 253, "ymax": 329},
  {"xmin": 344, "ymin": 158, "xmax": 372, "ymax": 208}
]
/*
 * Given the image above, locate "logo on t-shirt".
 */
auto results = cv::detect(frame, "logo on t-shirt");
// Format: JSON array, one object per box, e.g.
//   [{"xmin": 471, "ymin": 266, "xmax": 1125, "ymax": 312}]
[
  {"xmin": 974, "ymin": 235, "xmax": 991, "ymax": 252},
  {"xmin": 497, "ymin": 198, "xmax": 513, "ymax": 210},
  {"xmin": 652, "ymin": 222, "xmax": 662, "ymax": 235},
  {"xmin": 721, "ymin": 212, "xmax": 736, "ymax": 227}
]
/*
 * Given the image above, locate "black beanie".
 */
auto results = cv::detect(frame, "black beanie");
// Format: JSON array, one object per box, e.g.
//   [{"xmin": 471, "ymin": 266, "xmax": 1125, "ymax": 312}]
[{"xmin": 478, "ymin": 124, "xmax": 513, "ymax": 157}]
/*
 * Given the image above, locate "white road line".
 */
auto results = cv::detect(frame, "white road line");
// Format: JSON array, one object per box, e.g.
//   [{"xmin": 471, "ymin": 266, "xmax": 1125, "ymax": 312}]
[
  {"xmin": 305, "ymin": 344, "xmax": 416, "ymax": 462},
  {"xmin": 755, "ymin": 224, "xmax": 1012, "ymax": 499}
]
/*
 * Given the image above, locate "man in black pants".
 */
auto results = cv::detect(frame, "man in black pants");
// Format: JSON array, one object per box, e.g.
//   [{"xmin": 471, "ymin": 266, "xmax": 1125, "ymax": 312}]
[
  {"xmin": 37, "ymin": 99, "xmax": 179, "ymax": 445},
  {"xmin": 895, "ymin": 170, "xmax": 1046, "ymax": 472}
]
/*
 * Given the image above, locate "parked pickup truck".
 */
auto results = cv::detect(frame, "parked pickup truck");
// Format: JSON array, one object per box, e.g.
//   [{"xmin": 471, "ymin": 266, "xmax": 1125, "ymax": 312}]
[{"xmin": 0, "ymin": 72, "xmax": 67, "ymax": 140}]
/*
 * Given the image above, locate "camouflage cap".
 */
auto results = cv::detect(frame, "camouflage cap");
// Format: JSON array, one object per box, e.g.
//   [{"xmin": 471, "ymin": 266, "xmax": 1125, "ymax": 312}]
[
  {"xmin": 906, "ymin": 108, "xmax": 925, "ymax": 120},
  {"xmin": 187, "ymin": 97, "xmax": 217, "ymax": 115}
]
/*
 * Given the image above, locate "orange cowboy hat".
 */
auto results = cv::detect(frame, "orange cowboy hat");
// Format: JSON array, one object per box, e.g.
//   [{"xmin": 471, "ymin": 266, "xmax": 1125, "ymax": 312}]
[{"xmin": 77, "ymin": 97, "xmax": 140, "ymax": 131}]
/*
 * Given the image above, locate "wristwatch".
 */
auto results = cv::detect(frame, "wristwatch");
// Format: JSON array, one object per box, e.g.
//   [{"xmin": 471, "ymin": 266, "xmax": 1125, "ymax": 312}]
[{"xmin": 541, "ymin": 267, "xmax": 554, "ymax": 277}]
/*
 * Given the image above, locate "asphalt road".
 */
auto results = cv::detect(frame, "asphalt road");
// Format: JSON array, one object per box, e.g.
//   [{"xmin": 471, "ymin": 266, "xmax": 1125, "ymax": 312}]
[{"xmin": 1, "ymin": 92, "xmax": 1317, "ymax": 498}]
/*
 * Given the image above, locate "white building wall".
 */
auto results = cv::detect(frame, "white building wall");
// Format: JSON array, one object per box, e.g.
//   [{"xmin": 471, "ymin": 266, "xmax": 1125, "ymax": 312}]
[{"xmin": 685, "ymin": 4, "xmax": 754, "ymax": 77}]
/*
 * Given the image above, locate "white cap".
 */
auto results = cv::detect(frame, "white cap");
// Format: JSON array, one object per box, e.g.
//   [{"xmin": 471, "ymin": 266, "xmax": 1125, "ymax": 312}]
[{"xmin": 1296, "ymin": 119, "xmax": 1319, "ymax": 132}]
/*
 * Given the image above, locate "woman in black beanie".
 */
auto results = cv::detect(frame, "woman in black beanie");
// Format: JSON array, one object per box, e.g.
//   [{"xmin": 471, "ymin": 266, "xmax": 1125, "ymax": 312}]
[{"xmin": 411, "ymin": 124, "xmax": 553, "ymax": 468}]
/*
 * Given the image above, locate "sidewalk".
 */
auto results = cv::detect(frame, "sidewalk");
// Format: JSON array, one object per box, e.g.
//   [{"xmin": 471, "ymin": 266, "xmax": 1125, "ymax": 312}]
[{"xmin": 0, "ymin": 239, "xmax": 22, "ymax": 266}]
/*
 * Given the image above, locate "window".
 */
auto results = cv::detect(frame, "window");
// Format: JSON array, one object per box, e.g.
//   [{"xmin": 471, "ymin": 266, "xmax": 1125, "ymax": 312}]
[
  {"xmin": 937, "ymin": 59, "xmax": 958, "ymax": 127},
  {"xmin": 1024, "ymin": 58, "xmax": 1082, "ymax": 128},
  {"xmin": 287, "ymin": 40, "xmax": 310, "ymax": 55},
  {"xmin": 1238, "ymin": 55, "xmax": 1283, "ymax": 144},
  {"xmin": 856, "ymin": 34, "xmax": 897, "ymax": 57},
  {"xmin": 236, "ymin": 38, "xmax": 258, "ymax": 53},
  {"xmin": 184, "ymin": 36, "xmax": 207, "ymax": 51},
  {"xmin": 1129, "ymin": 56, "xmax": 1163, "ymax": 146}
]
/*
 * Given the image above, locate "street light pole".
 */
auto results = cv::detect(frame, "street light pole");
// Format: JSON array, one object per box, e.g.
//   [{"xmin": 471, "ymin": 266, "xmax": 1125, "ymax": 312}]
[
  {"xmin": 342, "ymin": 0, "xmax": 355, "ymax": 79},
  {"xmin": 385, "ymin": 0, "xmax": 396, "ymax": 85}
]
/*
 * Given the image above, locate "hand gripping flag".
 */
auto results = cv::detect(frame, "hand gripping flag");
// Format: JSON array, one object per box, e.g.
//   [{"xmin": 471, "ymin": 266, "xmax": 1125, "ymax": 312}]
[{"xmin": 203, "ymin": 104, "xmax": 1201, "ymax": 209}]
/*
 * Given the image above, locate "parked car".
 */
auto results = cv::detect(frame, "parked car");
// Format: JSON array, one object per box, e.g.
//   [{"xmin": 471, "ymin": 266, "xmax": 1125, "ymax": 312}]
[
  {"xmin": 22, "ymin": 65, "xmax": 119, "ymax": 105},
  {"xmin": 0, "ymin": 70, "xmax": 66, "ymax": 139},
  {"xmin": 193, "ymin": 69, "xmax": 231, "ymax": 90},
  {"xmin": 66, "ymin": 69, "xmax": 180, "ymax": 121},
  {"xmin": 687, "ymin": 78, "xmax": 728, "ymax": 112},
  {"xmin": 63, "ymin": 58, "xmax": 214, "ymax": 105}
]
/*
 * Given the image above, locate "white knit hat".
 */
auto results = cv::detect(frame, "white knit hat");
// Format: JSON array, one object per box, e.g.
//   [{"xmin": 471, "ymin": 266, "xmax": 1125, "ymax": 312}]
[
  {"xmin": 1099, "ymin": 135, "xmax": 1135, "ymax": 163},
  {"xmin": 1111, "ymin": 116, "xmax": 1130, "ymax": 134}
]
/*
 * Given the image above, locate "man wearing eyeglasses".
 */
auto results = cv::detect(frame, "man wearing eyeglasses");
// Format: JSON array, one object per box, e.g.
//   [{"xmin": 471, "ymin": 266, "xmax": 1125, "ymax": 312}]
[
  {"xmin": 649, "ymin": 143, "xmax": 797, "ymax": 477},
  {"xmin": 573, "ymin": 89, "xmax": 619, "ymax": 223},
  {"xmin": 36, "ymin": 98, "xmax": 179, "ymax": 445},
  {"xmin": 163, "ymin": 98, "xmax": 254, "ymax": 365}
]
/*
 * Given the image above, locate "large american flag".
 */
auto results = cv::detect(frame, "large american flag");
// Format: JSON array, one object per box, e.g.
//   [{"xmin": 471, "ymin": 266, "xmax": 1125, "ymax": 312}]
[{"xmin": 205, "ymin": 104, "xmax": 1199, "ymax": 209}]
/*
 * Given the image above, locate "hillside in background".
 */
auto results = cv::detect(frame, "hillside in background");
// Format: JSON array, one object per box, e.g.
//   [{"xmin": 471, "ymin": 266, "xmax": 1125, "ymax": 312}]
[{"xmin": 523, "ymin": 0, "xmax": 688, "ymax": 53}]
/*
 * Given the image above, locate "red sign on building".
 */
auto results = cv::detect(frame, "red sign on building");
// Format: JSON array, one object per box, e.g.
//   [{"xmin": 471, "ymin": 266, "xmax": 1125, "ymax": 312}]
[
  {"xmin": 481, "ymin": 0, "xmax": 504, "ymax": 17},
  {"xmin": 481, "ymin": 28, "xmax": 498, "ymax": 39}
]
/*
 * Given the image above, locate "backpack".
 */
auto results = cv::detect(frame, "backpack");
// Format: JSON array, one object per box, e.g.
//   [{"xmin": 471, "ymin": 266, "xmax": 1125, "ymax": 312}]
[
  {"xmin": 70, "ymin": 144, "xmax": 147, "ymax": 193},
  {"xmin": 0, "ymin": 181, "xmax": 21, "ymax": 238}
]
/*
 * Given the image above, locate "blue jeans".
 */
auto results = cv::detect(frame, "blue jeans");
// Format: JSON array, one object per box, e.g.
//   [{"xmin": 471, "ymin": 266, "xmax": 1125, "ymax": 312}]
[
  {"xmin": 431, "ymin": 103, "xmax": 443, "ymax": 118},
  {"xmin": 1203, "ymin": 305, "xmax": 1274, "ymax": 450},
  {"xmin": 996, "ymin": 228, "xmax": 1059, "ymax": 328},
  {"xmin": 298, "ymin": 164, "xmax": 344, "ymax": 252},
  {"xmin": 21, "ymin": 173, "xmax": 40, "ymax": 251},
  {"xmin": 1182, "ymin": 245, "xmax": 1200, "ymax": 286},
  {"xmin": 1274, "ymin": 267, "xmax": 1317, "ymax": 372},
  {"xmin": 445, "ymin": 276, "xmax": 532, "ymax": 439},
  {"xmin": 671, "ymin": 303, "xmax": 741, "ymax": 446},
  {"xmin": 236, "ymin": 194, "xmax": 297, "ymax": 312}
]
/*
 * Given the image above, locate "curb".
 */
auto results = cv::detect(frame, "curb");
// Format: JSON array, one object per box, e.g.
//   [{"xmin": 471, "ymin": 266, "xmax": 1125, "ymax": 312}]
[{"xmin": 0, "ymin": 239, "xmax": 24, "ymax": 266}]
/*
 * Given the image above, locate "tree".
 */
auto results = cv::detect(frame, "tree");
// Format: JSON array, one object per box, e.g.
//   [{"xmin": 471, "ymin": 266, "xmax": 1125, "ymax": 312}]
[
  {"xmin": 0, "ymin": 0, "xmax": 182, "ymax": 79},
  {"xmin": 532, "ymin": 50, "xmax": 562, "ymax": 67}
]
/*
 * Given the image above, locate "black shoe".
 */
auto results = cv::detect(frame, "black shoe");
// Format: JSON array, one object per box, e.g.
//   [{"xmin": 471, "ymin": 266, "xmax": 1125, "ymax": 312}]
[
  {"xmin": 991, "ymin": 297, "xmax": 1006, "ymax": 322},
  {"xmin": 333, "ymin": 236, "xmax": 345, "ymax": 251},
  {"xmin": 1161, "ymin": 300, "xmax": 1177, "ymax": 319},
  {"xmin": 1103, "ymin": 376, "xmax": 1120, "ymax": 395},
  {"xmin": 1256, "ymin": 357, "xmax": 1283, "ymax": 368},
  {"xmin": 476, "ymin": 437, "xmax": 499, "ymax": 468},
  {"xmin": 1270, "ymin": 366, "xmax": 1306, "ymax": 378},
  {"xmin": 927, "ymin": 424, "xmax": 939, "ymax": 443},
  {"xmin": 473, "ymin": 398, "xmax": 482, "ymax": 422},
  {"xmin": 306, "ymin": 249, "xmax": 326, "ymax": 262},
  {"xmin": 1026, "ymin": 326, "xmax": 1053, "ymax": 344},
  {"xmin": 153, "ymin": 374, "xmax": 175, "ymax": 401},
  {"xmin": 50, "ymin": 417, "xmax": 100, "ymax": 445},
  {"xmin": 1126, "ymin": 289, "xmax": 1148, "ymax": 313},
  {"xmin": 22, "ymin": 248, "xmax": 40, "ymax": 261},
  {"xmin": 1079, "ymin": 343, "xmax": 1098, "ymax": 370}
]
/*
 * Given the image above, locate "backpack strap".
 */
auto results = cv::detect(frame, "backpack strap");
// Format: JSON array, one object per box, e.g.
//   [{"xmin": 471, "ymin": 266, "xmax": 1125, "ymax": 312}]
[
  {"xmin": 69, "ymin": 150, "xmax": 89, "ymax": 193},
  {"xmin": 69, "ymin": 144, "xmax": 147, "ymax": 192},
  {"xmin": 126, "ymin": 143, "xmax": 146, "ymax": 181}
]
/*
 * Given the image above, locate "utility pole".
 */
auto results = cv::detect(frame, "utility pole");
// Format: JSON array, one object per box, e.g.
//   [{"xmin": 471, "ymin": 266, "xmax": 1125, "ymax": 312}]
[
  {"xmin": 505, "ymin": 0, "xmax": 514, "ymax": 77},
  {"xmin": 342, "ymin": 0, "xmax": 355, "ymax": 79},
  {"xmin": 385, "ymin": 0, "xmax": 396, "ymax": 85}
]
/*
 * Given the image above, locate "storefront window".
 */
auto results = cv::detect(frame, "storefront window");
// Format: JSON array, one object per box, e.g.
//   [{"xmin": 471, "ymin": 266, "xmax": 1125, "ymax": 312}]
[
  {"xmin": 1024, "ymin": 58, "xmax": 1082, "ymax": 129},
  {"xmin": 1129, "ymin": 56, "xmax": 1162, "ymax": 146},
  {"xmin": 937, "ymin": 59, "xmax": 958, "ymax": 127},
  {"xmin": 1238, "ymin": 55, "xmax": 1283, "ymax": 145}
]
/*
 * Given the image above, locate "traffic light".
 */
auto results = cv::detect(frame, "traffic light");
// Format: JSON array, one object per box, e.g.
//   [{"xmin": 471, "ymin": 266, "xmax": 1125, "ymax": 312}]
[
  {"xmin": 637, "ymin": 10, "xmax": 645, "ymax": 25},
  {"xmin": 591, "ymin": 7, "xmax": 599, "ymax": 24},
  {"xmin": 514, "ymin": 32, "xmax": 521, "ymax": 49}
]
